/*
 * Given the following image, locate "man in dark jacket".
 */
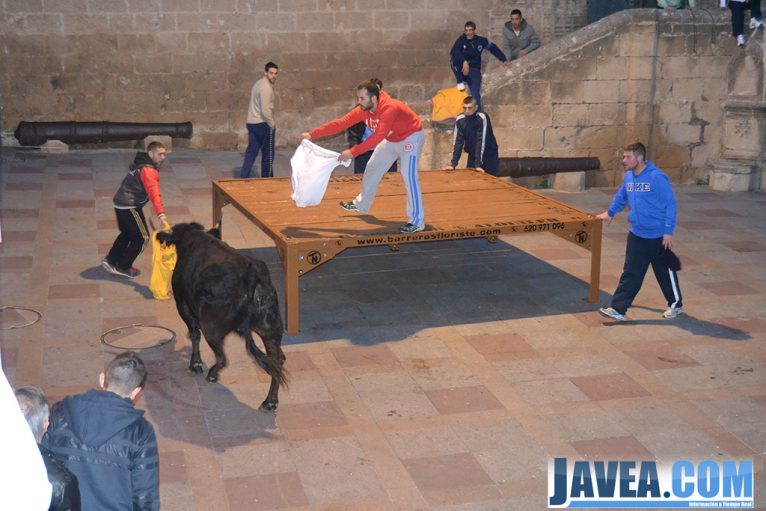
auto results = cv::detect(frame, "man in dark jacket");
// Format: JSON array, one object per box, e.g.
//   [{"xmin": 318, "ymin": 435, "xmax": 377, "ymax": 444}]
[
  {"xmin": 503, "ymin": 9, "xmax": 541, "ymax": 61},
  {"xmin": 103, "ymin": 141, "xmax": 170, "ymax": 279},
  {"xmin": 15, "ymin": 386, "xmax": 81, "ymax": 511},
  {"xmin": 450, "ymin": 21, "xmax": 512, "ymax": 110},
  {"xmin": 42, "ymin": 352, "xmax": 160, "ymax": 511},
  {"xmin": 445, "ymin": 96, "xmax": 500, "ymax": 176}
]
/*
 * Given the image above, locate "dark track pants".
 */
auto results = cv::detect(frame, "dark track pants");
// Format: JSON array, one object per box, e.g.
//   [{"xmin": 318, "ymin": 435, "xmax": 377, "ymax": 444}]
[
  {"xmin": 611, "ymin": 232, "xmax": 683, "ymax": 315},
  {"xmin": 106, "ymin": 207, "xmax": 149, "ymax": 271},
  {"xmin": 730, "ymin": 0, "xmax": 762, "ymax": 37},
  {"xmin": 241, "ymin": 122, "xmax": 275, "ymax": 178}
]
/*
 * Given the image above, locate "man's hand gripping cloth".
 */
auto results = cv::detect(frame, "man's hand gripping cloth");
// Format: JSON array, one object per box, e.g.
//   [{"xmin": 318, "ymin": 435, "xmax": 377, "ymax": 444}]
[{"xmin": 290, "ymin": 139, "xmax": 351, "ymax": 207}]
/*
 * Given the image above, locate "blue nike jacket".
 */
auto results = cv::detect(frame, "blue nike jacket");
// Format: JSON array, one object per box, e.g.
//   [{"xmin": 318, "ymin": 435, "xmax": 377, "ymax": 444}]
[{"xmin": 607, "ymin": 161, "xmax": 677, "ymax": 239}]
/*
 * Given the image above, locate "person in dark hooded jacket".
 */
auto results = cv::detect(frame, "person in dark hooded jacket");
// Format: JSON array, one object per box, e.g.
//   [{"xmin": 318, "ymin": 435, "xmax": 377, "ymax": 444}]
[
  {"xmin": 42, "ymin": 352, "xmax": 159, "ymax": 511},
  {"xmin": 103, "ymin": 141, "xmax": 170, "ymax": 279}
]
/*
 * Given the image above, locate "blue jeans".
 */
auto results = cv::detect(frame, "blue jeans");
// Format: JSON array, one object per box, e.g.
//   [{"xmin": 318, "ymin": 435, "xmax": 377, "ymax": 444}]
[
  {"xmin": 241, "ymin": 122, "xmax": 275, "ymax": 178},
  {"xmin": 450, "ymin": 64, "xmax": 483, "ymax": 110}
]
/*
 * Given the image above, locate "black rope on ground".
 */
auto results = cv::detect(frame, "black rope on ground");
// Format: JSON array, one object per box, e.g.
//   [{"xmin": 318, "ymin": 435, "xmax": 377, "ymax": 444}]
[
  {"xmin": 0, "ymin": 306, "xmax": 42, "ymax": 330},
  {"xmin": 100, "ymin": 323, "xmax": 176, "ymax": 350}
]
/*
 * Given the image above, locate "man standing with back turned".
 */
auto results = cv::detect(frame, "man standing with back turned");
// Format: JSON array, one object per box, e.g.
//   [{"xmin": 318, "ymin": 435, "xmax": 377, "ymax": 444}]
[
  {"xmin": 301, "ymin": 80, "xmax": 426, "ymax": 233},
  {"xmin": 42, "ymin": 352, "xmax": 159, "ymax": 511},
  {"xmin": 241, "ymin": 61, "xmax": 278, "ymax": 178},
  {"xmin": 597, "ymin": 142, "xmax": 683, "ymax": 321}
]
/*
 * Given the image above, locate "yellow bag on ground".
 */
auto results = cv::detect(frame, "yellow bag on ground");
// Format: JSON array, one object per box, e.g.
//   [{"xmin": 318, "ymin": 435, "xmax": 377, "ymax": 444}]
[
  {"xmin": 430, "ymin": 87, "xmax": 469, "ymax": 122},
  {"xmin": 149, "ymin": 230, "xmax": 176, "ymax": 300}
]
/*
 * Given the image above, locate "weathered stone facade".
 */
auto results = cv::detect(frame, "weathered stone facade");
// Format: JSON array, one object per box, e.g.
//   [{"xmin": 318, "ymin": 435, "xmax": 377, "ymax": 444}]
[
  {"xmin": 0, "ymin": 2, "xmax": 742, "ymax": 184},
  {"xmin": 0, "ymin": 0, "xmax": 563, "ymax": 149},
  {"xmin": 468, "ymin": 9, "xmax": 737, "ymax": 186}
]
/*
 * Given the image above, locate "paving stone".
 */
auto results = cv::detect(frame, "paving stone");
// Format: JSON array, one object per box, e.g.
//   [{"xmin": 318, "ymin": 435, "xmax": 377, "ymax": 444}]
[{"xmin": 3, "ymin": 149, "xmax": 765, "ymax": 510}]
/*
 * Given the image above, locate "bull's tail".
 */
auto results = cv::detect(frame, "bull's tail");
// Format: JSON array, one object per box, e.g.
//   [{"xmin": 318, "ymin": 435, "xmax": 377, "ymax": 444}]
[{"xmin": 244, "ymin": 332, "xmax": 288, "ymax": 388}]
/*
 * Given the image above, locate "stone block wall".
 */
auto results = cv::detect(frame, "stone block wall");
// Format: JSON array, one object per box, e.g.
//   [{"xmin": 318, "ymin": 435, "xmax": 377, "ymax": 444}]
[
  {"xmin": 0, "ymin": 0, "xmax": 569, "ymax": 149},
  {"xmin": 454, "ymin": 8, "xmax": 736, "ymax": 185},
  {"xmin": 0, "ymin": 2, "xmax": 739, "ymax": 184}
]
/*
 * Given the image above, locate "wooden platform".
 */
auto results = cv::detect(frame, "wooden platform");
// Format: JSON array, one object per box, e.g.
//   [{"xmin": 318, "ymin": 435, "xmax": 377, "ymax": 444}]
[{"xmin": 212, "ymin": 170, "xmax": 602, "ymax": 334}]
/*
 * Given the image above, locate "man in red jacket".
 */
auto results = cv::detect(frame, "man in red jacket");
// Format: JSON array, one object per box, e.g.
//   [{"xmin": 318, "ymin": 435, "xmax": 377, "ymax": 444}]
[
  {"xmin": 103, "ymin": 141, "xmax": 170, "ymax": 278},
  {"xmin": 301, "ymin": 80, "xmax": 426, "ymax": 233}
]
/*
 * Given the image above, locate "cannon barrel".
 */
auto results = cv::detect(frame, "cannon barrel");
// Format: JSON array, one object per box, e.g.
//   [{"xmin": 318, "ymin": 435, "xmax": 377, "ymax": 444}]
[
  {"xmin": 497, "ymin": 157, "xmax": 601, "ymax": 178},
  {"xmin": 14, "ymin": 121, "xmax": 193, "ymax": 146}
]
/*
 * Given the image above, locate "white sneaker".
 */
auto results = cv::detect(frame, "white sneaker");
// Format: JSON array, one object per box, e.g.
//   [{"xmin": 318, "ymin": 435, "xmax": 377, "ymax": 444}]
[
  {"xmin": 750, "ymin": 17, "xmax": 764, "ymax": 30},
  {"xmin": 662, "ymin": 306, "xmax": 682, "ymax": 319},
  {"xmin": 456, "ymin": 83, "xmax": 466, "ymax": 91},
  {"xmin": 599, "ymin": 307, "xmax": 626, "ymax": 321},
  {"xmin": 737, "ymin": 34, "xmax": 747, "ymax": 46}
]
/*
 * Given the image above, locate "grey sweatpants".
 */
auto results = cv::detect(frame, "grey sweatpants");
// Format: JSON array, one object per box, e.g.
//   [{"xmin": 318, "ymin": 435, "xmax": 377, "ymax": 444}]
[{"xmin": 353, "ymin": 129, "xmax": 425, "ymax": 227}]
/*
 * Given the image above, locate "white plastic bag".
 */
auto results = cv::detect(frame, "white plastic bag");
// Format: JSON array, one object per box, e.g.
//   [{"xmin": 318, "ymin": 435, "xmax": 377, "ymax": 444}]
[{"xmin": 290, "ymin": 139, "xmax": 350, "ymax": 207}]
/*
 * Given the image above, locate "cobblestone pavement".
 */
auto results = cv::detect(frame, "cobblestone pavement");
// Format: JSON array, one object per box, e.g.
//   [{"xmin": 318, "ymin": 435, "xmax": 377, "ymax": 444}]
[{"xmin": 1, "ymin": 148, "xmax": 764, "ymax": 510}]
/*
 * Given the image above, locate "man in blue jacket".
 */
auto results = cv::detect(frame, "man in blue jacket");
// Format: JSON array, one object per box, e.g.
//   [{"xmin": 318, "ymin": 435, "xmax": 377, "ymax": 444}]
[
  {"xmin": 597, "ymin": 142, "xmax": 683, "ymax": 321},
  {"xmin": 42, "ymin": 352, "xmax": 159, "ymax": 510},
  {"xmin": 450, "ymin": 21, "xmax": 511, "ymax": 110}
]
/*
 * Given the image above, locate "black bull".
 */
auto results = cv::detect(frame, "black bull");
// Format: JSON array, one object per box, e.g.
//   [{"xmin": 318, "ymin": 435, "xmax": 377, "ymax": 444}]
[{"xmin": 156, "ymin": 222, "xmax": 287, "ymax": 411}]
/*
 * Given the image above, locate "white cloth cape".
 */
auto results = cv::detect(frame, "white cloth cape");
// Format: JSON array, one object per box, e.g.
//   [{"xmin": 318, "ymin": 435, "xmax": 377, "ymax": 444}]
[{"xmin": 290, "ymin": 139, "xmax": 350, "ymax": 207}]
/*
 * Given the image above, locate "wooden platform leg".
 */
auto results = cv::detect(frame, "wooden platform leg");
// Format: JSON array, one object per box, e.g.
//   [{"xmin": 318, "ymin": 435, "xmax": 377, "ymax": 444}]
[
  {"xmin": 588, "ymin": 219, "xmax": 603, "ymax": 303},
  {"xmin": 212, "ymin": 187, "xmax": 224, "ymax": 228},
  {"xmin": 283, "ymin": 245, "xmax": 300, "ymax": 335}
]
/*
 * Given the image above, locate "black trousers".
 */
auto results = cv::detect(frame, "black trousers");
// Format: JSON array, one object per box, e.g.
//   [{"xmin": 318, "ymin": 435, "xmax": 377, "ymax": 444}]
[
  {"xmin": 106, "ymin": 207, "xmax": 149, "ymax": 270},
  {"xmin": 611, "ymin": 232, "xmax": 683, "ymax": 315},
  {"xmin": 730, "ymin": 0, "xmax": 762, "ymax": 36}
]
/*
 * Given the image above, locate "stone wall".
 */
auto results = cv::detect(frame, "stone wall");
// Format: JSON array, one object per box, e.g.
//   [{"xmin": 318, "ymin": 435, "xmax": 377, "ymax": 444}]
[
  {"xmin": 0, "ymin": 2, "xmax": 739, "ymax": 183},
  {"xmin": 448, "ymin": 8, "xmax": 735, "ymax": 185},
  {"xmin": 0, "ymin": 0, "xmax": 576, "ymax": 149}
]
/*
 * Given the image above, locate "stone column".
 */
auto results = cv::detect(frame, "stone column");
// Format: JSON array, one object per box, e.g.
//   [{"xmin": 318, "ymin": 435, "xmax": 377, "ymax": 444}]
[{"xmin": 710, "ymin": 33, "xmax": 765, "ymax": 191}]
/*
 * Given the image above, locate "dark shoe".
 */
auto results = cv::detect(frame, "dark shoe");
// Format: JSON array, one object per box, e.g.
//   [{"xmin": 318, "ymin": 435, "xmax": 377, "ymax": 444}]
[
  {"xmin": 340, "ymin": 200, "xmax": 359, "ymax": 212},
  {"xmin": 125, "ymin": 267, "xmax": 140, "ymax": 278},
  {"xmin": 399, "ymin": 223, "xmax": 425, "ymax": 234}
]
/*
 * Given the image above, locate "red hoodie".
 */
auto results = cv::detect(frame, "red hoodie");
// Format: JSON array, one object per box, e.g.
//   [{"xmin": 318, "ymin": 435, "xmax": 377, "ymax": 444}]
[{"xmin": 309, "ymin": 91, "xmax": 423, "ymax": 157}]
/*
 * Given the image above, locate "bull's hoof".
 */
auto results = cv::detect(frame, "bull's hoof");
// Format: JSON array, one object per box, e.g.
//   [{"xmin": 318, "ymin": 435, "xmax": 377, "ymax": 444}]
[
  {"xmin": 206, "ymin": 373, "xmax": 218, "ymax": 383},
  {"xmin": 259, "ymin": 400, "xmax": 278, "ymax": 412},
  {"xmin": 190, "ymin": 363, "xmax": 204, "ymax": 374}
]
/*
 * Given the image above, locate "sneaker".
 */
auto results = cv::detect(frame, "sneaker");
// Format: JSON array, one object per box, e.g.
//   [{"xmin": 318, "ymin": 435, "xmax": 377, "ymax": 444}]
[
  {"xmin": 599, "ymin": 307, "xmax": 626, "ymax": 321},
  {"xmin": 102, "ymin": 259, "xmax": 140, "ymax": 279},
  {"xmin": 737, "ymin": 34, "xmax": 747, "ymax": 46},
  {"xmin": 101, "ymin": 259, "xmax": 121, "ymax": 276},
  {"xmin": 456, "ymin": 83, "xmax": 466, "ymax": 91},
  {"xmin": 339, "ymin": 200, "xmax": 359, "ymax": 212},
  {"xmin": 750, "ymin": 17, "xmax": 764, "ymax": 30},
  {"xmin": 399, "ymin": 223, "xmax": 425, "ymax": 234},
  {"xmin": 662, "ymin": 306, "xmax": 682, "ymax": 319}
]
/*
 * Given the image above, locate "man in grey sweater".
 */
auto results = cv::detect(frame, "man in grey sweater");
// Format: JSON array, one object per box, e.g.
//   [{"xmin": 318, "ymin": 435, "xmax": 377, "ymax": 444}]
[
  {"xmin": 503, "ymin": 9, "xmax": 540, "ymax": 61},
  {"xmin": 240, "ymin": 61, "xmax": 278, "ymax": 178}
]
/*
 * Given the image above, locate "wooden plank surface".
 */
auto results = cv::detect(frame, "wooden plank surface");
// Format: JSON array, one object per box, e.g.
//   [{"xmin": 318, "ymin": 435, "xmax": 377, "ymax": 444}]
[{"xmin": 213, "ymin": 170, "xmax": 594, "ymax": 242}]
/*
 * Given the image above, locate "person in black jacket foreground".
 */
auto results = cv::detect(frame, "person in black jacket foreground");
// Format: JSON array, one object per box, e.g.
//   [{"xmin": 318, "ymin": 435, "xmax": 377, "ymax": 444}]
[
  {"xmin": 15, "ymin": 386, "xmax": 81, "ymax": 511},
  {"xmin": 445, "ymin": 96, "xmax": 500, "ymax": 176},
  {"xmin": 42, "ymin": 352, "xmax": 159, "ymax": 511}
]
